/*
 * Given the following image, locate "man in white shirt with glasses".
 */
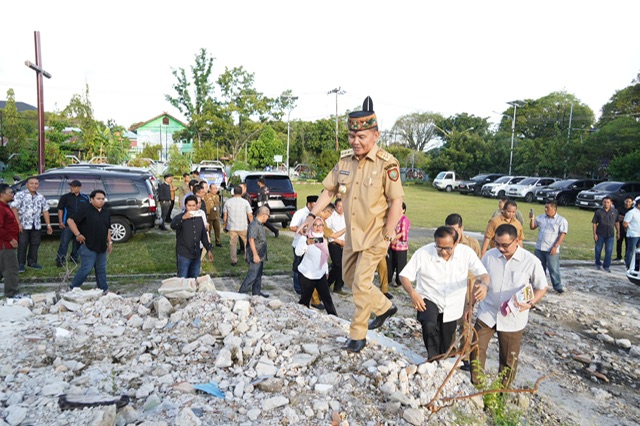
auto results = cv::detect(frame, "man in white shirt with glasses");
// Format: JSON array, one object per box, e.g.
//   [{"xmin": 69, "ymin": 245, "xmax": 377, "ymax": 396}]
[{"xmin": 399, "ymin": 226, "xmax": 489, "ymax": 360}]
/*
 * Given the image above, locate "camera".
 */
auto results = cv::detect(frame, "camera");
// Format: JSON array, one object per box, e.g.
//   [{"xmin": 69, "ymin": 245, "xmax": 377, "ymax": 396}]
[{"xmin": 312, "ymin": 237, "xmax": 324, "ymax": 244}]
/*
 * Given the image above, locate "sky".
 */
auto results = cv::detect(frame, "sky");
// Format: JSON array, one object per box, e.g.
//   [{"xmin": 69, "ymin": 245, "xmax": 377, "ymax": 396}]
[{"xmin": 2, "ymin": 1, "xmax": 639, "ymax": 132}]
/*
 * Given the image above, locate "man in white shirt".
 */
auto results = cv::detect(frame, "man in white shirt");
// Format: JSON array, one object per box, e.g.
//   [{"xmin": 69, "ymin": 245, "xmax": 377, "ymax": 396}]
[
  {"xmin": 399, "ymin": 226, "xmax": 489, "ymax": 360},
  {"xmin": 470, "ymin": 223, "xmax": 548, "ymax": 388},
  {"xmin": 290, "ymin": 195, "xmax": 318, "ymax": 295},
  {"xmin": 326, "ymin": 199, "xmax": 347, "ymax": 294},
  {"xmin": 623, "ymin": 198, "xmax": 640, "ymax": 269},
  {"xmin": 529, "ymin": 201, "xmax": 568, "ymax": 293}
]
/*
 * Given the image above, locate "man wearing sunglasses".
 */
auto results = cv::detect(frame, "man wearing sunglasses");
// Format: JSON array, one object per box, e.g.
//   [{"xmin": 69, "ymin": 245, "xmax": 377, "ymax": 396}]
[
  {"xmin": 399, "ymin": 226, "xmax": 489, "ymax": 360},
  {"xmin": 470, "ymin": 223, "xmax": 548, "ymax": 388}
]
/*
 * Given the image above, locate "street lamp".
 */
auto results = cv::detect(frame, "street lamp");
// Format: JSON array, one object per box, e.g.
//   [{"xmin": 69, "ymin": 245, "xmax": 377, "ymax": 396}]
[
  {"xmin": 506, "ymin": 100, "xmax": 526, "ymax": 175},
  {"xmin": 327, "ymin": 87, "xmax": 346, "ymax": 151},
  {"xmin": 281, "ymin": 95, "xmax": 298, "ymax": 176}
]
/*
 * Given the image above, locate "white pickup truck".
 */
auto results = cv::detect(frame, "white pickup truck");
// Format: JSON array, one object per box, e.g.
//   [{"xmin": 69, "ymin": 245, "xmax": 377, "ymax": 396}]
[{"xmin": 432, "ymin": 171, "xmax": 461, "ymax": 192}]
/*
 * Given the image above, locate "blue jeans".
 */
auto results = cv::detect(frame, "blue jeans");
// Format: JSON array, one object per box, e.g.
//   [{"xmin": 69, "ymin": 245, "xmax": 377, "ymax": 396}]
[
  {"xmin": 70, "ymin": 244, "xmax": 108, "ymax": 290},
  {"xmin": 625, "ymin": 237, "xmax": 640, "ymax": 269},
  {"xmin": 57, "ymin": 226, "xmax": 80, "ymax": 263},
  {"xmin": 177, "ymin": 254, "xmax": 201, "ymax": 278},
  {"xmin": 239, "ymin": 261, "xmax": 264, "ymax": 295},
  {"xmin": 534, "ymin": 249, "xmax": 562, "ymax": 291},
  {"xmin": 594, "ymin": 236, "xmax": 614, "ymax": 269}
]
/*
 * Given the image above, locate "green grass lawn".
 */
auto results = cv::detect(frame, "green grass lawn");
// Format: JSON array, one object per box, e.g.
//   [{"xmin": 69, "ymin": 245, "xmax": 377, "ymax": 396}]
[
  {"xmin": 295, "ymin": 182, "xmax": 598, "ymax": 260},
  {"xmin": 15, "ymin": 182, "xmax": 598, "ymax": 284}
]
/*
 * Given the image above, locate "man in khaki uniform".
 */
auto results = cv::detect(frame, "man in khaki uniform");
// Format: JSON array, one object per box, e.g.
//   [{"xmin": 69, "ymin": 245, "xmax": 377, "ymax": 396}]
[
  {"xmin": 203, "ymin": 183, "xmax": 223, "ymax": 247},
  {"xmin": 481, "ymin": 200, "xmax": 524, "ymax": 257},
  {"xmin": 177, "ymin": 173, "xmax": 191, "ymax": 209},
  {"xmin": 298, "ymin": 97, "xmax": 404, "ymax": 353}
]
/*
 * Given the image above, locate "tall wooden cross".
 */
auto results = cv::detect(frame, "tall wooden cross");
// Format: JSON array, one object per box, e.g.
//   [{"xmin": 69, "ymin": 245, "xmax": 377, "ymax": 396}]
[{"xmin": 25, "ymin": 31, "xmax": 52, "ymax": 174}]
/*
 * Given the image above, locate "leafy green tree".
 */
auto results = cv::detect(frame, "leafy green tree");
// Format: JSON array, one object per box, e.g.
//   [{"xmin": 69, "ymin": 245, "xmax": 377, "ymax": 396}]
[
  {"xmin": 139, "ymin": 143, "xmax": 162, "ymax": 160},
  {"xmin": 599, "ymin": 73, "xmax": 640, "ymax": 127},
  {"xmin": 166, "ymin": 145, "xmax": 191, "ymax": 175},
  {"xmin": 609, "ymin": 149, "xmax": 640, "ymax": 180},
  {"xmin": 2, "ymin": 89, "xmax": 28, "ymax": 162},
  {"xmin": 248, "ymin": 125, "xmax": 284, "ymax": 169},
  {"xmin": 64, "ymin": 84, "xmax": 102, "ymax": 160},
  {"xmin": 193, "ymin": 140, "xmax": 219, "ymax": 163},
  {"xmin": 392, "ymin": 112, "xmax": 442, "ymax": 151}
]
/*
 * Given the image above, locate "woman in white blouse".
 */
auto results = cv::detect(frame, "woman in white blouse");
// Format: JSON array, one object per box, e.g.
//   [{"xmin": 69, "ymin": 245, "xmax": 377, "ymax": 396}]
[{"xmin": 295, "ymin": 217, "xmax": 337, "ymax": 315}]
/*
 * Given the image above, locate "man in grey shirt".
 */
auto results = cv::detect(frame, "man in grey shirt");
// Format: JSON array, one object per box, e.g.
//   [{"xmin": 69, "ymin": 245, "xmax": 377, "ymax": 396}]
[
  {"xmin": 592, "ymin": 196, "xmax": 619, "ymax": 272},
  {"xmin": 239, "ymin": 206, "xmax": 270, "ymax": 297},
  {"xmin": 223, "ymin": 186, "xmax": 253, "ymax": 265},
  {"xmin": 529, "ymin": 201, "xmax": 568, "ymax": 293}
]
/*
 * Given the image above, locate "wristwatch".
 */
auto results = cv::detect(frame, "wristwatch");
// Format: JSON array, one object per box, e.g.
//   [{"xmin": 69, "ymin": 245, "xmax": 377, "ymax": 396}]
[{"xmin": 383, "ymin": 235, "xmax": 393, "ymax": 242}]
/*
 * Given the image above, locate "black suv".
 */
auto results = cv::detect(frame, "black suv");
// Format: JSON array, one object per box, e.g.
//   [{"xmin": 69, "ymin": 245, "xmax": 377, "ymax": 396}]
[
  {"xmin": 534, "ymin": 179, "xmax": 601, "ymax": 206},
  {"xmin": 458, "ymin": 173, "xmax": 505, "ymax": 195},
  {"xmin": 12, "ymin": 168, "xmax": 158, "ymax": 242},
  {"xmin": 576, "ymin": 181, "xmax": 640, "ymax": 210},
  {"xmin": 243, "ymin": 172, "xmax": 297, "ymax": 228}
]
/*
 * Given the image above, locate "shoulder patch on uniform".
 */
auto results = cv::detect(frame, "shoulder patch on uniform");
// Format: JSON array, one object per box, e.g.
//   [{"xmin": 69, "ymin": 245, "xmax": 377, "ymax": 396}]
[
  {"xmin": 376, "ymin": 149, "xmax": 391, "ymax": 161},
  {"xmin": 384, "ymin": 163, "xmax": 398, "ymax": 171},
  {"xmin": 387, "ymin": 168, "xmax": 399, "ymax": 181},
  {"xmin": 341, "ymin": 149, "xmax": 354, "ymax": 158}
]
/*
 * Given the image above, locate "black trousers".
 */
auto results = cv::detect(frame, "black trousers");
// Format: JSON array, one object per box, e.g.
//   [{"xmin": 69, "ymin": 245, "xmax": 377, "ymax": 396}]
[
  {"xmin": 299, "ymin": 273, "xmax": 337, "ymax": 316},
  {"xmin": 417, "ymin": 298, "xmax": 458, "ymax": 360},
  {"xmin": 387, "ymin": 248, "xmax": 408, "ymax": 286},
  {"xmin": 617, "ymin": 227, "xmax": 628, "ymax": 259},
  {"xmin": 18, "ymin": 229, "xmax": 41, "ymax": 267},
  {"xmin": 328, "ymin": 242, "xmax": 344, "ymax": 290},
  {"xmin": 165, "ymin": 200, "xmax": 175, "ymax": 222},
  {"xmin": 264, "ymin": 220, "xmax": 278, "ymax": 235}
]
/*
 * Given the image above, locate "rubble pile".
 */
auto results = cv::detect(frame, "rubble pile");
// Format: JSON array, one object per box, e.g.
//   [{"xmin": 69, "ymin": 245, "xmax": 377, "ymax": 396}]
[{"xmin": 0, "ymin": 283, "xmax": 481, "ymax": 425}]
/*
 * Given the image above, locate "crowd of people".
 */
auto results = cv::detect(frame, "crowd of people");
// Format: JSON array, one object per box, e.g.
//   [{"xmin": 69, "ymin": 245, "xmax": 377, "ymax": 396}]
[{"xmin": 2, "ymin": 97, "xmax": 640, "ymax": 392}]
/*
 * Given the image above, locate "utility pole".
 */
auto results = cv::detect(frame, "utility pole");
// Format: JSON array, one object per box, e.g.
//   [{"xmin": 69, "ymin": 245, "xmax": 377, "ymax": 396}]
[
  {"xmin": 506, "ymin": 100, "xmax": 526, "ymax": 175},
  {"xmin": 25, "ymin": 31, "xmax": 52, "ymax": 174},
  {"xmin": 327, "ymin": 87, "xmax": 345, "ymax": 151},
  {"xmin": 280, "ymin": 94, "xmax": 298, "ymax": 177}
]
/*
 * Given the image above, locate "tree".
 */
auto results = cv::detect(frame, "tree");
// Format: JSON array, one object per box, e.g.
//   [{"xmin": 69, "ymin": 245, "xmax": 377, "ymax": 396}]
[
  {"xmin": 139, "ymin": 143, "xmax": 162, "ymax": 160},
  {"xmin": 599, "ymin": 73, "xmax": 640, "ymax": 127},
  {"xmin": 166, "ymin": 145, "xmax": 191, "ymax": 175},
  {"xmin": 248, "ymin": 125, "xmax": 284, "ymax": 169},
  {"xmin": 2, "ymin": 89, "xmax": 28, "ymax": 162},
  {"xmin": 392, "ymin": 112, "xmax": 442, "ymax": 151},
  {"xmin": 64, "ymin": 84, "xmax": 102, "ymax": 160}
]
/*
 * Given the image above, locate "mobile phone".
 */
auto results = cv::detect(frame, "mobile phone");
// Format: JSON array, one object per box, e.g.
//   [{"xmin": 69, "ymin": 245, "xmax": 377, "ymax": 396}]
[
  {"xmin": 529, "ymin": 208, "xmax": 534, "ymax": 216},
  {"xmin": 313, "ymin": 237, "xmax": 324, "ymax": 244}
]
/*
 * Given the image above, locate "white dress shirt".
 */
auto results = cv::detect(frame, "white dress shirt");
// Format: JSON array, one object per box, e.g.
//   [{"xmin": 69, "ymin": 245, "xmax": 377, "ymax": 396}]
[
  {"xmin": 400, "ymin": 243, "xmax": 487, "ymax": 322},
  {"xmin": 477, "ymin": 246, "xmax": 547, "ymax": 332},
  {"xmin": 295, "ymin": 234, "xmax": 329, "ymax": 279},
  {"xmin": 325, "ymin": 211, "xmax": 346, "ymax": 242},
  {"xmin": 290, "ymin": 207, "xmax": 310, "ymax": 248}
]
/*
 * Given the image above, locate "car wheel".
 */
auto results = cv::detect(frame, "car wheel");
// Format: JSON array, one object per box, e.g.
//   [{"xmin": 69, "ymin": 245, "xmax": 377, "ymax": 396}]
[
  {"xmin": 524, "ymin": 192, "xmax": 534, "ymax": 203},
  {"xmin": 498, "ymin": 190, "xmax": 505, "ymax": 198},
  {"xmin": 557, "ymin": 195, "xmax": 569, "ymax": 206},
  {"xmin": 110, "ymin": 217, "xmax": 132, "ymax": 243},
  {"xmin": 446, "ymin": 185, "xmax": 452, "ymax": 193}
]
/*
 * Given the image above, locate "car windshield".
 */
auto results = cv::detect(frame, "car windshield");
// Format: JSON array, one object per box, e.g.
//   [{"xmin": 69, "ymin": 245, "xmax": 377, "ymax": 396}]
[
  {"xmin": 591, "ymin": 182, "xmax": 622, "ymax": 191},
  {"xmin": 547, "ymin": 180, "xmax": 575, "ymax": 189},
  {"xmin": 199, "ymin": 167, "xmax": 223, "ymax": 173},
  {"xmin": 471, "ymin": 174, "xmax": 488, "ymax": 181},
  {"xmin": 245, "ymin": 176, "xmax": 294, "ymax": 193},
  {"xmin": 435, "ymin": 172, "xmax": 447, "ymax": 179},
  {"xmin": 493, "ymin": 176, "xmax": 511, "ymax": 184},
  {"xmin": 518, "ymin": 178, "xmax": 538, "ymax": 185}
]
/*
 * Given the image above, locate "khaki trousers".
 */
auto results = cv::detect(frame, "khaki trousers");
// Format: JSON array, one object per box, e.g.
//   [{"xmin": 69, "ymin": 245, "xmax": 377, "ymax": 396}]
[
  {"xmin": 470, "ymin": 319, "xmax": 525, "ymax": 388},
  {"xmin": 343, "ymin": 243, "xmax": 392, "ymax": 340},
  {"xmin": 376, "ymin": 256, "xmax": 389, "ymax": 293},
  {"xmin": 229, "ymin": 230, "xmax": 247, "ymax": 264}
]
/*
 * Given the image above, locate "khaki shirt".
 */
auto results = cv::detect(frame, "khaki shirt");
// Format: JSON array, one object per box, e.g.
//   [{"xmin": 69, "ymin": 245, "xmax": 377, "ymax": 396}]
[
  {"xmin": 322, "ymin": 144, "xmax": 404, "ymax": 252},
  {"xmin": 461, "ymin": 234, "xmax": 481, "ymax": 258},
  {"xmin": 203, "ymin": 193, "xmax": 221, "ymax": 220},
  {"xmin": 177, "ymin": 182, "xmax": 190, "ymax": 208},
  {"xmin": 484, "ymin": 215, "xmax": 525, "ymax": 248}
]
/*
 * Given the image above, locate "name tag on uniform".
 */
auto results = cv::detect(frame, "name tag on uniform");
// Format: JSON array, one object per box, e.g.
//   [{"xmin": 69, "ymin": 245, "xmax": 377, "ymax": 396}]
[{"xmin": 339, "ymin": 170, "xmax": 350, "ymax": 175}]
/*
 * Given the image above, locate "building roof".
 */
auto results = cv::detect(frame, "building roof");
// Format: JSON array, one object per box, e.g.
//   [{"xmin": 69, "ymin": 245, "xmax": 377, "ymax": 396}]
[{"xmin": 129, "ymin": 112, "xmax": 187, "ymax": 131}]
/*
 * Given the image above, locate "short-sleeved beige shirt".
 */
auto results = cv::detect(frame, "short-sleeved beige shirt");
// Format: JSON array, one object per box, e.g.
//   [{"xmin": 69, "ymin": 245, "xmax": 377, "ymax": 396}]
[{"xmin": 322, "ymin": 144, "xmax": 404, "ymax": 252}]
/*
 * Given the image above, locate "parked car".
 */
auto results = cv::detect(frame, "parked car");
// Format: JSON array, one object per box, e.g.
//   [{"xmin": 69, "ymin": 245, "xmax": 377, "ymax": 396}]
[
  {"xmin": 432, "ymin": 171, "xmax": 461, "ymax": 192},
  {"xmin": 194, "ymin": 160, "xmax": 227, "ymax": 188},
  {"xmin": 575, "ymin": 181, "xmax": 640, "ymax": 210},
  {"xmin": 481, "ymin": 176, "xmax": 527, "ymax": 198},
  {"xmin": 627, "ymin": 247, "xmax": 640, "ymax": 286},
  {"xmin": 458, "ymin": 173, "xmax": 505, "ymax": 195},
  {"xmin": 506, "ymin": 177, "xmax": 560, "ymax": 203},
  {"xmin": 11, "ymin": 168, "xmax": 158, "ymax": 243},
  {"xmin": 534, "ymin": 179, "xmax": 601, "ymax": 206},
  {"xmin": 242, "ymin": 172, "xmax": 297, "ymax": 228}
]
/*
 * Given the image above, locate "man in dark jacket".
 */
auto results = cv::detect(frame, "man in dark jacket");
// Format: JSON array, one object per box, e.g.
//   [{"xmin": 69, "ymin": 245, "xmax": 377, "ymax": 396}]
[
  {"xmin": 56, "ymin": 180, "xmax": 89, "ymax": 266},
  {"xmin": 157, "ymin": 174, "xmax": 173, "ymax": 230},
  {"xmin": 257, "ymin": 177, "xmax": 279, "ymax": 238},
  {"xmin": 171, "ymin": 195, "xmax": 213, "ymax": 278},
  {"xmin": 0, "ymin": 184, "xmax": 20, "ymax": 298},
  {"xmin": 67, "ymin": 190, "xmax": 112, "ymax": 294}
]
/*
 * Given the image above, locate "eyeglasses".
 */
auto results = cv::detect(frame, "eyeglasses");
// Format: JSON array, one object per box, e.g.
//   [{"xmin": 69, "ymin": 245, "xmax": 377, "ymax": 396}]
[
  {"xmin": 313, "ymin": 223, "xmax": 324, "ymax": 227},
  {"xmin": 435, "ymin": 246, "xmax": 454, "ymax": 253},
  {"xmin": 494, "ymin": 239, "xmax": 516, "ymax": 249}
]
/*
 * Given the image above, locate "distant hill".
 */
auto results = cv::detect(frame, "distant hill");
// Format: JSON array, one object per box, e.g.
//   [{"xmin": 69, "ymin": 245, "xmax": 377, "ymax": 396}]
[{"xmin": 0, "ymin": 101, "xmax": 37, "ymax": 112}]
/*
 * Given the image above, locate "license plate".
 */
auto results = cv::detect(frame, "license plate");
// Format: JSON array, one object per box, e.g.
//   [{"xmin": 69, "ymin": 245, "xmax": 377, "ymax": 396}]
[
  {"xmin": 578, "ymin": 201, "xmax": 587, "ymax": 205},
  {"xmin": 536, "ymin": 197, "xmax": 543, "ymax": 201}
]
